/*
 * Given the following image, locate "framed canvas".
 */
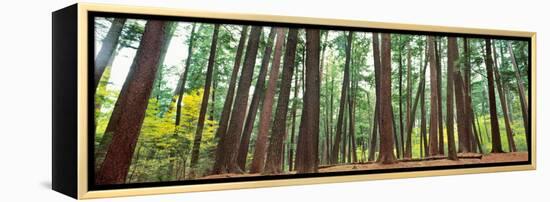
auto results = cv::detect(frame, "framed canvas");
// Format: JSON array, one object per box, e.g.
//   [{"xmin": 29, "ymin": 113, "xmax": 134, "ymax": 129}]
[{"xmin": 52, "ymin": 3, "xmax": 536, "ymax": 199}]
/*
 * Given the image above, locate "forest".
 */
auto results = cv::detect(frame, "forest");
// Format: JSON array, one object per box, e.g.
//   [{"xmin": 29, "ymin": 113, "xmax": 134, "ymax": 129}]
[{"xmin": 93, "ymin": 17, "xmax": 530, "ymax": 185}]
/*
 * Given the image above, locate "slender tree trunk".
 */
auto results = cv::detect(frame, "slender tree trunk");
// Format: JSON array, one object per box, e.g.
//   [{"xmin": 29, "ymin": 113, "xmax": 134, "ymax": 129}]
[
  {"xmin": 428, "ymin": 36, "xmax": 440, "ymax": 157},
  {"xmin": 95, "ymin": 18, "xmax": 126, "ymax": 89},
  {"xmin": 175, "ymin": 24, "xmax": 197, "ymax": 126},
  {"xmin": 212, "ymin": 26, "xmax": 262, "ymax": 174},
  {"xmin": 189, "ymin": 25, "xmax": 219, "ymax": 178},
  {"xmin": 463, "ymin": 38, "xmax": 477, "ymax": 152},
  {"xmin": 405, "ymin": 43, "xmax": 428, "ymax": 159},
  {"xmin": 249, "ymin": 28, "xmax": 286, "ymax": 173},
  {"xmin": 485, "ymin": 39, "xmax": 504, "ymax": 153},
  {"xmin": 398, "ymin": 40, "xmax": 405, "ymax": 158},
  {"xmin": 213, "ymin": 26, "xmax": 248, "ymax": 140},
  {"xmin": 493, "ymin": 41, "xmax": 516, "ymax": 152},
  {"xmin": 377, "ymin": 33, "xmax": 396, "ymax": 164},
  {"xmin": 263, "ymin": 28, "xmax": 298, "ymax": 174},
  {"xmin": 96, "ymin": 21, "xmax": 168, "ymax": 184},
  {"xmin": 508, "ymin": 42, "xmax": 529, "ymax": 135},
  {"xmin": 237, "ymin": 28, "xmax": 276, "ymax": 170},
  {"xmin": 435, "ymin": 38, "xmax": 445, "ymax": 155},
  {"xmin": 295, "ymin": 29, "xmax": 320, "ymax": 173},
  {"xmin": 368, "ymin": 32, "xmax": 381, "ymax": 162},
  {"xmin": 330, "ymin": 31, "xmax": 353, "ymax": 164},
  {"xmin": 444, "ymin": 37, "xmax": 458, "ymax": 159},
  {"xmin": 288, "ymin": 62, "xmax": 300, "ymax": 171}
]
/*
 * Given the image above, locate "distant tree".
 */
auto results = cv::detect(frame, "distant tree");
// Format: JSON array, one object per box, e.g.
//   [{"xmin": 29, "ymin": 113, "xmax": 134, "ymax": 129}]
[
  {"xmin": 427, "ymin": 36, "xmax": 440, "ymax": 157},
  {"xmin": 94, "ymin": 18, "xmax": 126, "ymax": 89},
  {"xmin": 331, "ymin": 31, "xmax": 353, "ymax": 164},
  {"xmin": 189, "ymin": 25, "xmax": 220, "ymax": 178}
]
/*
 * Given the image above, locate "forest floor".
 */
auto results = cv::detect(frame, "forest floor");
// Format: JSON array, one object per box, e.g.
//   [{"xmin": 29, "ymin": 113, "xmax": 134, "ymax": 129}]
[{"xmin": 201, "ymin": 152, "xmax": 528, "ymax": 179}]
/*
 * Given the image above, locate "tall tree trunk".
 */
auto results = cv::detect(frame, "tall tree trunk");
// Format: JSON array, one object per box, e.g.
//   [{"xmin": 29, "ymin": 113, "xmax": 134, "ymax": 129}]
[
  {"xmin": 454, "ymin": 69, "xmax": 471, "ymax": 154},
  {"xmin": 263, "ymin": 28, "xmax": 299, "ymax": 174},
  {"xmin": 443, "ymin": 37, "xmax": 458, "ymax": 159},
  {"xmin": 420, "ymin": 78, "xmax": 428, "ymax": 158},
  {"xmin": 398, "ymin": 39, "xmax": 405, "ymax": 158},
  {"xmin": 237, "ymin": 28, "xmax": 276, "ymax": 170},
  {"xmin": 96, "ymin": 21, "xmax": 168, "ymax": 184},
  {"xmin": 95, "ymin": 18, "xmax": 126, "ymax": 89},
  {"xmin": 427, "ymin": 36, "xmax": 440, "ymax": 157},
  {"xmin": 212, "ymin": 26, "xmax": 262, "ymax": 174},
  {"xmin": 377, "ymin": 33, "xmax": 396, "ymax": 164},
  {"xmin": 214, "ymin": 26, "xmax": 249, "ymax": 139},
  {"xmin": 295, "ymin": 29, "xmax": 320, "ymax": 173},
  {"xmin": 330, "ymin": 31, "xmax": 353, "ymax": 164},
  {"xmin": 249, "ymin": 28, "xmax": 286, "ymax": 173},
  {"xmin": 485, "ymin": 39, "xmax": 504, "ymax": 153},
  {"xmin": 175, "ymin": 24, "xmax": 197, "ymax": 126},
  {"xmin": 288, "ymin": 60, "xmax": 301, "ymax": 171},
  {"xmin": 405, "ymin": 43, "xmax": 428, "ymax": 159},
  {"xmin": 493, "ymin": 41, "xmax": 516, "ymax": 152},
  {"xmin": 508, "ymin": 42, "xmax": 529, "ymax": 135},
  {"xmin": 435, "ymin": 38, "xmax": 445, "ymax": 155},
  {"xmin": 463, "ymin": 38, "xmax": 478, "ymax": 153},
  {"xmin": 368, "ymin": 32, "xmax": 381, "ymax": 162},
  {"xmin": 189, "ymin": 25, "xmax": 219, "ymax": 177}
]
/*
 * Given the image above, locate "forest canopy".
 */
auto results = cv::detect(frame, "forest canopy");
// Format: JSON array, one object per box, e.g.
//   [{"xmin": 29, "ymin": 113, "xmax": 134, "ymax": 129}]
[{"xmin": 93, "ymin": 17, "xmax": 530, "ymax": 185}]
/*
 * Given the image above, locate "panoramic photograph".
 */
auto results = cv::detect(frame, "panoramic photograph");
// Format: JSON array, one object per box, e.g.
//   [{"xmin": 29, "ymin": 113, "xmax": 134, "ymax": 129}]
[{"xmin": 92, "ymin": 17, "xmax": 530, "ymax": 185}]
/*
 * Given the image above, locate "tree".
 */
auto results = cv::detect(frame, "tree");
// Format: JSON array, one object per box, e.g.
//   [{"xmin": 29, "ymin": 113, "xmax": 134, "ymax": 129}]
[
  {"xmin": 189, "ymin": 24, "xmax": 220, "ymax": 177},
  {"xmin": 508, "ymin": 42, "xmax": 529, "ymax": 135},
  {"xmin": 427, "ymin": 36, "xmax": 440, "ymax": 157},
  {"xmin": 263, "ymin": 28, "xmax": 298, "ymax": 174},
  {"xmin": 237, "ymin": 28, "xmax": 276, "ymax": 170},
  {"xmin": 295, "ymin": 29, "xmax": 321, "ymax": 173},
  {"xmin": 435, "ymin": 38, "xmax": 445, "ymax": 155},
  {"xmin": 378, "ymin": 33, "xmax": 397, "ymax": 164},
  {"xmin": 493, "ymin": 41, "xmax": 516, "ymax": 152},
  {"xmin": 484, "ymin": 39, "xmax": 504, "ymax": 153},
  {"xmin": 214, "ymin": 26, "xmax": 249, "ymax": 139},
  {"xmin": 96, "ymin": 21, "xmax": 168, "ymax": 184},
  {"xmin": 95, "ymin": 18, "xmax": 126, "ymax": 89},
  {"xmin": 447, "ymin": 37, "xmax": 464, "ymax": 158},
  {"xmin": 368, "ymin": 32, "xmax": 381, "ymax": 162},
  {"xmin": 175, "ymin": 23, "xmax": 197, "ymax": 126},
  {"xmin": 330, "ymin": 31, "xmax": 353, "ymax": 164},
  {"xmin": 212, "ymin": 26, "xmax": 263, "ymax": 174},
  {"xmin": 249, "ymin": 28, "xmax": 286, "ymax": 173}
]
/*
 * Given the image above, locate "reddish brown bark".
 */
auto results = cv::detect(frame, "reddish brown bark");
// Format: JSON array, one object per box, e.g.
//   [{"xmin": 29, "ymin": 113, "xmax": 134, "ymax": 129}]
[
  {"xmin": 237, "ymin": 28, "xmax": 276, "ymax": 170},
  {"xmin": 249, "ymin": 28, "xmax": 286, "ymax": 173},
  {"xmin": 295, "ymin": 29, "xmax": 321, "ymax": 173},
  {"xmin": 377, "ymin": 33, "xmax": 396, "ymax": 164},
  {"xmin": 96, "ymin": 21, "xmax": 168, "ymax": 184},
  {"xmin": 368, "ymin": 32, "xmax": 381, "ymax": 162},
  {"xmin": 444, "ymin": 37, "xmax": 459, "ymax": 160},
  {"xmin": 214, "ymin": 26, "xmax": 249, "ymax": 139},
  {"xmin": 263, "ymin": 28, "xmax": 298, "ymax": 174},
  {"xmin": 212, "ymin": 26, "xmax": 262, "ymax": 174}
]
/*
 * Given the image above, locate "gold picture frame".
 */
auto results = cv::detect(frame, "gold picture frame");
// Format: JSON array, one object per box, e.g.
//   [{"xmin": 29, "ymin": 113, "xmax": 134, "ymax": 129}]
[{"xmin": 52, "ymin": 3, "xmax": 536, "ymax": 199}]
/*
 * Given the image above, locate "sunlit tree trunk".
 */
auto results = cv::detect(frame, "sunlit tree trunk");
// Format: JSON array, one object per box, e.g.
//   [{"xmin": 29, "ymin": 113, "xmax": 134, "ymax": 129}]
[{"xmin": 95, "ymin": 18, "xmax": 126, "ymax": 89}]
